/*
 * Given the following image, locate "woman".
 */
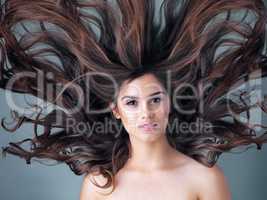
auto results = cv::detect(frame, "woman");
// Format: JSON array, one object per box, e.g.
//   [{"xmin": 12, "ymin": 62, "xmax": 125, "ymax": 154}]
[
  {"xmin": 80, "ymin": 71, "xmax": 232, "ymax": 199},
  {"xmin": 0, "ymin": 0, "xmax": 267, "ymax": 199}
]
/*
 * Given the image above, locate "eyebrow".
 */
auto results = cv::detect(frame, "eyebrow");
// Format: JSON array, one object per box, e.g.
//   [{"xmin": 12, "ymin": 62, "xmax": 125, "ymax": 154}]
[{"xmin": 121, "ymin": 91, "xmax": 166, "ymax": 101}]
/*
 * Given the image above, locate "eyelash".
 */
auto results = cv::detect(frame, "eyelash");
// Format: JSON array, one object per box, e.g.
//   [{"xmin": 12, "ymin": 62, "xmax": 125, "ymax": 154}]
[{"xmin": 126, "ymin": 97, "xmax": 162, "ymax": 106}]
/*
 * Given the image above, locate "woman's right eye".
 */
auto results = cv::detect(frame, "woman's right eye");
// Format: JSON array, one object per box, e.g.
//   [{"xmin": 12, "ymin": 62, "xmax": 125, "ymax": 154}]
[{"xmin": 126, "ymin": 100, "xmax": 137, "ymax": 106}]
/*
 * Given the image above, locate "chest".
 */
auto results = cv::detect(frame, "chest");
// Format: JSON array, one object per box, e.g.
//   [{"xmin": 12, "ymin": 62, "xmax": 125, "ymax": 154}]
[{"xmin": 102, "ymin": 172, "xmax": 198, "ymax": 200}]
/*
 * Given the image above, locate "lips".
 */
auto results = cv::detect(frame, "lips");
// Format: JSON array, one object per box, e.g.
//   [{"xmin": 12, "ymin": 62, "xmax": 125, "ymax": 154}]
[
  {"xmin": 138, "ymin": 122, "xmax": 156, "ymax": 128},
  {"xmin": 138, "ymin": 122, "xmax": 158, "ymax": 131}
]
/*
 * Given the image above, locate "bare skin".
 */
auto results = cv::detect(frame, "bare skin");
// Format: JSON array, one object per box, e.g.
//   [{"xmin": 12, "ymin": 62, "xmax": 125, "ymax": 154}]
[{"xmin": 80, "ymin": 73, "xmax": 232, "ymax": 200}]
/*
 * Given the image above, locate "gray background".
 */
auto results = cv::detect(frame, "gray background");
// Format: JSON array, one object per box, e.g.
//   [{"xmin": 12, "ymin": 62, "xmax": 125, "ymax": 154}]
[{"xmin": 1, "ymin": 0, "xmax": 267, "ymax": 199}]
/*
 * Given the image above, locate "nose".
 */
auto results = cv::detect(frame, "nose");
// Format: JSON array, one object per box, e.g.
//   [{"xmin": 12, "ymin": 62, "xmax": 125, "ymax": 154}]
[{"xmin": 140, "ymin": 102, "xmax": 155, "ymax": 120}]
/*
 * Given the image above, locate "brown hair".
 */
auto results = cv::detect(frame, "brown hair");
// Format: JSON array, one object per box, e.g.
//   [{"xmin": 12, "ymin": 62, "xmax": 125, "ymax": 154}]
[{"xmin": 1, "ymin": 0, "xmax": 267, "ymax": 192}]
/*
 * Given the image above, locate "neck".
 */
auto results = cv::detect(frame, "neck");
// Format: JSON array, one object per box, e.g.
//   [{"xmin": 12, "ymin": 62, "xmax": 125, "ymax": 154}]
[{"xmin": 125, "ymin": 134, "xmax": 179, "ymax": 172}]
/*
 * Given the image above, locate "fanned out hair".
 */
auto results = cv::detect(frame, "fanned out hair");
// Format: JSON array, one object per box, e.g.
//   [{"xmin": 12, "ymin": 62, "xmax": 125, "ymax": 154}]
[{"xmin": 1, "ymin": 0, "xmax": 267, "ymax": 192}]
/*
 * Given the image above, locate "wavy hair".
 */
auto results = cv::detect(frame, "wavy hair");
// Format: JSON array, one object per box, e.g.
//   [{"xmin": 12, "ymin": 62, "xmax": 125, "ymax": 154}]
[{"xmin": 1, "ymin": 0, "xmax": 267, "ymax": 192}]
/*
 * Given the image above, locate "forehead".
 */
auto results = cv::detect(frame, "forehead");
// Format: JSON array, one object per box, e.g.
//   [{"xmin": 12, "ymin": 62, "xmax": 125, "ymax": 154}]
[{"xmin": 118, "ymin": 74, "xmax": 165, "ymax": 97}]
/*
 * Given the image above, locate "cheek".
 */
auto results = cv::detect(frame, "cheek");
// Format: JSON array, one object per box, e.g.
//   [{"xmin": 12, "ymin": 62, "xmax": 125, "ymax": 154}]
[
  {"xmin": 156, "ymin": 102, "xmax": 170, "ymax": 127},
  {"xmin": 120, "ymin": 110, "xmax": 139, "ymax": 129},
  {"xmin": 157, "ymin": 108, "xmax": 169, "ymax": 125},
  {"xmin": 158, "ymin": 100, "xmax": 170, "ymax": 117}
]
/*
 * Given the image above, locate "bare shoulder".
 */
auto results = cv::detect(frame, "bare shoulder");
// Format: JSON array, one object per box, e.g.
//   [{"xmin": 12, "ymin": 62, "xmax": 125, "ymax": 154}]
[
  {"xmin": 80, "ymin": 173, "xmax": 101, "ymax": 200},
  {"xmin": 80, "ymin": 173, "xmax": 112, "ymax": 200},
  {"xmin": 181, "ymin": 157, "xmax": 232, "ymax": 200}
]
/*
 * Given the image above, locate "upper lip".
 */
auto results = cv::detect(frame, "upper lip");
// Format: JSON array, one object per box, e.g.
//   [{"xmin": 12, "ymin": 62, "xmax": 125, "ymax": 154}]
[{"xmin": 138, "ymin": 122, "xmax": 157, "ymax": 128}]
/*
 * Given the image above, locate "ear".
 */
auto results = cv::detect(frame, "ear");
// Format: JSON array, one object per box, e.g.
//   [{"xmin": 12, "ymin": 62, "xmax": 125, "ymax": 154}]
[{"xmin": 109, "ymin": 102, "xmax": 121, "ymax": 119}]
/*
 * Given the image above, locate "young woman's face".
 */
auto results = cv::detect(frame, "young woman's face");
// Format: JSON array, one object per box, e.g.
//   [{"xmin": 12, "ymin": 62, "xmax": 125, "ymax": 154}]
[{"xmin": 110, "ymin": 73, "xmax": 170, "ymax": 142}]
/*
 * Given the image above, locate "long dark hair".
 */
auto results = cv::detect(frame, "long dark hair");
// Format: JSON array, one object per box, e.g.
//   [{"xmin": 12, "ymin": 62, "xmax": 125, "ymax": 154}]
[{"xmin": 1, "ymin": 0, "xmax": 267, "ymax": 192}]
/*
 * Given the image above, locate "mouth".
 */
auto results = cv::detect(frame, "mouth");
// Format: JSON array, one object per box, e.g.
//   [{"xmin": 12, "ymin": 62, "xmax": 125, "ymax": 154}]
[{"xmin": 138, "ymin": 122, "xmax": 159, "ymax": 131}]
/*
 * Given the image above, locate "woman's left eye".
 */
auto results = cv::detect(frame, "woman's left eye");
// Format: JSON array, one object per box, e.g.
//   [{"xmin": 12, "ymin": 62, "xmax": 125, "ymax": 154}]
[{"xmin": 151, "ymin": 97, "xmax": 161, "ymax": 103}]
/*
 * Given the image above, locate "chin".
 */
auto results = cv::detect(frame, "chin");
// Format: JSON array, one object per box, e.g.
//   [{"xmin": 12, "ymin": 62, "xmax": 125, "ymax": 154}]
[{"xmin": 135, "ymin": 129, "xmax": 165, "ymax": 143}]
